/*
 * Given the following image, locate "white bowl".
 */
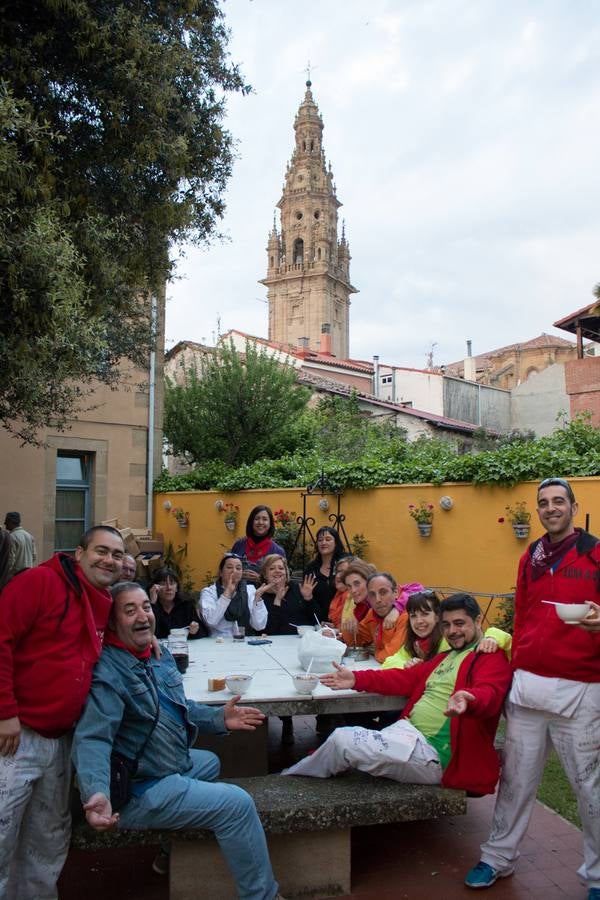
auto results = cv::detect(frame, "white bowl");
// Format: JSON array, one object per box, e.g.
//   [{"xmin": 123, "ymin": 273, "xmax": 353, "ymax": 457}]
[
  {"xmin": 292, "ymin": 673, "xmax": 320, "ymax": 694},
  {"xmin": 225, "ymin": 674, "xmax": 253, "ymax": 695},
  {"xmin": 554, "ymin": 602, "xmax": 590, "ymax": 624},
  {"xmin": 296, "ymin": 625, "xmax": 317, "ymax": 637}
]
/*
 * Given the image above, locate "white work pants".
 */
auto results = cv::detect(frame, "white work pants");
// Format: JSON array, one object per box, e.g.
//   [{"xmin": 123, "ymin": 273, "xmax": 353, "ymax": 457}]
[
  {"xmin": 282, "ymin": 720, "xmax": 442, "ymax": 783},
  {"xmin": 481, "ymin": 692, "xmax": 600, "ymax": 888},
  {"xmin": 0, "ymin": 727, "xmax": 72, "ymax": 900}
]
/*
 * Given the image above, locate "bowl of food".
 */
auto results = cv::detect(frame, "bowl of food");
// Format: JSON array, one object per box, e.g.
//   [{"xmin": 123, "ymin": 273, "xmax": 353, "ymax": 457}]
[
  {"xmin": 292, "ymin": 673, "xmax": 320, "ymax": 694},
  {"xmin": 296, "ymin": 625, "xmax": 317, "ymax": 637},
  {"xmin": 225, "ymin": 674, "xmax": 253, "ymax": 695},
  {"xmin": 553, "ymin": 602, "xmax": 591, "ymax": 624}
]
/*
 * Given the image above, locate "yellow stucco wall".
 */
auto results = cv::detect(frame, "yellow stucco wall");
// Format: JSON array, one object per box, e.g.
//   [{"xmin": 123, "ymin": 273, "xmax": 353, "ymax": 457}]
[{"xmin": 154, "ymin": 477, "xmax": 599, "ymax": 609}]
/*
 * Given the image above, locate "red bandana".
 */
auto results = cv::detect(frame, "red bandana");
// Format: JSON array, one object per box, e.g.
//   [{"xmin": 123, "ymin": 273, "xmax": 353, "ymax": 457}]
[
  {"xmin": 104, "ymin": 628, "xmax": 152, "ymax": 660},
  {"xmin": 245, "ymin": 536, "xmax": 272, "ymax": 564}
]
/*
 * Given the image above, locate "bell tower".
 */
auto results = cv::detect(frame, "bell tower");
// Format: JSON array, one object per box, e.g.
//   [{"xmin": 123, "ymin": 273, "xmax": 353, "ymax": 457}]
[{"xmin": 261, "ymin": 81, "xmax": 357, "ymax": 358}]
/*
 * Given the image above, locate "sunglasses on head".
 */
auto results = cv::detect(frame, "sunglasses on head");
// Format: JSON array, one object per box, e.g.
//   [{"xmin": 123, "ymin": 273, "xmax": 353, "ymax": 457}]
[{"xmin": 538, "ymin": 478, "xmax": 575, "ymax": 501}]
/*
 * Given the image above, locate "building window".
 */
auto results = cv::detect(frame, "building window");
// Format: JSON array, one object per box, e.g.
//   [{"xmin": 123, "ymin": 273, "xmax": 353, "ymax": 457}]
[
  {"xmin": 381, "ymin": 375, "xmax": 393, "ymax": 385},
  {"xmin": 293, "ymin": 238, "xmax": 304, "ymax": 264},
  {"xmin": 55, "ymin": 452, "xmax": 92, "ymax": 551}
]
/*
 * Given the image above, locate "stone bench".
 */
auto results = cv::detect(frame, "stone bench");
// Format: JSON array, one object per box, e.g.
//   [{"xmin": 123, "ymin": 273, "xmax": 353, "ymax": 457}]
[{"xmin": 71, "ymin": 771, "xmax": 466, "ymax": 898}]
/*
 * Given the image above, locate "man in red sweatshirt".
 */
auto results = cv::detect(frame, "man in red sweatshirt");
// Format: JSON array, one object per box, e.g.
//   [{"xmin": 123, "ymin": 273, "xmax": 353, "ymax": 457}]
[
  {"xmin": 465, "ymin": 478, "xmax": 600, "ymax": 899},
  {"xmin": 283, "ymin": 593, "xmax": 511, "ymax": 797},
  {"xmin": 0, "ymin": 525, "xmax": 125, "ymax": 900}
]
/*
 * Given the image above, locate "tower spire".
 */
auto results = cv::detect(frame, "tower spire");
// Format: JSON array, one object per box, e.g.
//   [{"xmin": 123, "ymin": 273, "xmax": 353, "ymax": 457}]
[{"xmin": 260, "ymin": 82, "xmax": 357, "ymax": 359}]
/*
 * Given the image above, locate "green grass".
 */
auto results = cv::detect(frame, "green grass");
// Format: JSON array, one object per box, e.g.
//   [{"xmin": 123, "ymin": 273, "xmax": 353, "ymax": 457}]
[{"xmin": 537, "ymin": 750, "xmax": 582, "ymax": 829}]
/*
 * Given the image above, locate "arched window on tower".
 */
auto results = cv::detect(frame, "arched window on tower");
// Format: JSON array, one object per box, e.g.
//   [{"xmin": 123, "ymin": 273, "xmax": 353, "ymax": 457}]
[
  {"xmin": 317, "ymin": 247, "xmax": 322, "ymax": 261},
  {"xmin": 310, "ymin": 140, "xmax": 314, "ymax": 151},
  {"xmin": 293, "ymin": 238, "xmax": 304, "ymax": 265}
]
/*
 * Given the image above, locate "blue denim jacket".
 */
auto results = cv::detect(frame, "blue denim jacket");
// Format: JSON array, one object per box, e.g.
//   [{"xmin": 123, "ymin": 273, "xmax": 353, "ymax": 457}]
[{"xmin": 72, "ymin": 644, "xmax": 226, "ymax": 801}]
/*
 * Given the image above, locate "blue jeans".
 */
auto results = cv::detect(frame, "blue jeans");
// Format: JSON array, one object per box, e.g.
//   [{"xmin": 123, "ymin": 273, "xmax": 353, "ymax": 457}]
[{"xmin": 118, "ymin": 750, "xmax": 278, "ymax": 900}]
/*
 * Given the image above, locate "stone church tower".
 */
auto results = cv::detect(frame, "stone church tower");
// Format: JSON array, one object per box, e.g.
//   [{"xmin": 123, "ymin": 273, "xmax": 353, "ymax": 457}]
[{"xmin": 260, "ymin": 81, "xmax": 357, "ymax": 359}]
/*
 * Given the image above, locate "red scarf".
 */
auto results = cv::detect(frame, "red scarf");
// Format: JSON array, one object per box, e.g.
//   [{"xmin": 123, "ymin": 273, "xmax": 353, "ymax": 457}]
[
  {"xmin": 530, "ymin": 530, "xmax": 580, "ymax": 581},
  {"xmin": 104, "ymin": 628, "xmax": 152, "ymax": 660},
  {"xmin": 245, "ymin": 536, "xmax": 272, "ymax": 564},
  {"xmin": 353, "ymin": 600, "xmax": 370, "ymax": 622}
]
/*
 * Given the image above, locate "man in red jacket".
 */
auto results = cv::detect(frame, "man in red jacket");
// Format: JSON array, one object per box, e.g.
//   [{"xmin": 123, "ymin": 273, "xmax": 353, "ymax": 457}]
[
  {"xmin": 283, "ymin": 594, "xmax": 511, "ymax": 796},
  {"xmin": 465, "ymin": 478, "xmax": 600, "ymax": 899},
  {"xmin": 0, "ymin": 525, "xmax": 125, "ymax": 900}
]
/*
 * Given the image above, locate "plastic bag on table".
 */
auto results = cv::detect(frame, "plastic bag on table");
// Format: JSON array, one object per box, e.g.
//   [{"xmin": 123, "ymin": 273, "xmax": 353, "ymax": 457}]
[{"xmin": 298, "ymin": 630, "xmax": 346, "ymax": 674}]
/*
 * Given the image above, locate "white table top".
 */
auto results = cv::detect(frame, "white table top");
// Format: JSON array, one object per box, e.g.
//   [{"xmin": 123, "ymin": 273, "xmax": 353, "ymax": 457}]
[{"xmin": 182, "ymin": 634, "xmax": 404, "ymax": 716}]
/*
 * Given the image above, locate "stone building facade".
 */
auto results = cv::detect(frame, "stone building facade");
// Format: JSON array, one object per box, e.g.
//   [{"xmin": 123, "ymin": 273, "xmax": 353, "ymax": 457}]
[{"xmin": 260, "ymin": 81, "xmax": 357, "ymax": 359}]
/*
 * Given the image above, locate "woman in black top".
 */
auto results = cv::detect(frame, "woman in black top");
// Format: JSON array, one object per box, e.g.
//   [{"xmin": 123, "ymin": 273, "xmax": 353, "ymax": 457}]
[
  {"xmin": 303, "ymin": 526, "xmax": 346, "ymax": 623},
  {"xmin": 148, "ymin": 567, "xmax": 208, "ymax": 639},
  {"xmin": 258, "ymin": 553, "xmax": 313, "ymax": 746},
  {"xmin": 258, "ymin": 554, "xmax": 313, "ymax": 635}
]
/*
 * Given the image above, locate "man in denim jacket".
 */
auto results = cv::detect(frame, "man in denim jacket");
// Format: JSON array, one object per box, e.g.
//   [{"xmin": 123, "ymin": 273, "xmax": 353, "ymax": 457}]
[{"xmin": 72, "ymin": 582, "xmax": 281, "ymax": 900}]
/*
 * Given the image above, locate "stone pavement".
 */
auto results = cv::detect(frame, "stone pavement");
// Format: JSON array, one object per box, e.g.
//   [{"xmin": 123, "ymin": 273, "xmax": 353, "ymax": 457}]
[{"xmin": 59, "ymin": 715, "xmax": 587, "ymax": 899}]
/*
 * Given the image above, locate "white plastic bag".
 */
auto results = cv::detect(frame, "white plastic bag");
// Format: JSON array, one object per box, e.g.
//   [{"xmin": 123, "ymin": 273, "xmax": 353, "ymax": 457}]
[{"xmin": 298, "ymin": 630, "xmax": 346, "ymax": 674}]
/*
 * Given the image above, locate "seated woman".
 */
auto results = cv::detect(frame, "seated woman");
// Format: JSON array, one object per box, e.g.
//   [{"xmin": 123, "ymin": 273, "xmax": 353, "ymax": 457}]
[
  {"xmin": 339, "ymin": 559, "xmax": 377, "ymax": 635},
  {"xmin": 302, "ymin": 526, "xmax": 347, "ymax": 623},
  {"xmin": 382, "ymin": 590, "xmax": 512, "ymax": 669},
  {"xmin": 340, "ymin": 572, "xmax": 408, "ymax": 662},
  {"xmin": 259, "ymin": 554, "xmax": 313, "ymax": 635},
  {"xmin": 325, "ymin": 555, "xmax": 356, "ymax": 630},
  {"xmin": 148, "ymin": 567, "xmax": 208, "ymax": 640},
  {"xmin": 199, "ymin": 553, "xmax": 269, "ymax": 638},
  {"xmin": 230, "ymin": 505, "xmax": 286, "ymax": 584},
  {"xmin": 258, "ymin": 554, "xmax": 313, "ymax": 746}
]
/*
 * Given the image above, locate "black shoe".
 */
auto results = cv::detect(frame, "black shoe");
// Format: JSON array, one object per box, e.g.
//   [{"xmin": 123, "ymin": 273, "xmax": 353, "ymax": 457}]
[
  {"xmin": 152, "ymin": 849, "xmax": 169, "ymax": 876},
  {"xmin": 281, "ymin": 718, "xmax": 295, "ymax": 746}
]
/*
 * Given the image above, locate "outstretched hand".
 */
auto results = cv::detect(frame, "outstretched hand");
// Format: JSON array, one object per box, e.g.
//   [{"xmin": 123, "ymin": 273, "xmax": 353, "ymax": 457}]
[
  {"xmin": 445, "ymin": 690, "xmax": 475, "ymax": 717},
  {"xmin": 83, "ymin": 793, "xmax": 119, "ymax": 830},
  {"xmin": 320, "ymin": 661, "xmax": 356, "ymax": 691},
  {"xmin": 300, "ymin": 574, "xmax": 317, "ymax": 600},
  {"xmin": 223, "ymin": 696, "xmax": 265, "ymax": 731}
]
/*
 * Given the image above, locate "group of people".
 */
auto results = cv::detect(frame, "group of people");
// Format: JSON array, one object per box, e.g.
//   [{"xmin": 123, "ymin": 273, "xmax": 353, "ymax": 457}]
[{"xmin": 0, "ymin": 478, "xmax": 599, "ymax": 900}]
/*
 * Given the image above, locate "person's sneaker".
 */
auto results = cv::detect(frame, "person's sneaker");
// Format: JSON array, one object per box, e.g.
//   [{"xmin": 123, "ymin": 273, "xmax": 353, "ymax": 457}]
[
  {"xmin": 465, "ymin": 861, "xmax": 512, "ymax": 888},
  {"xmin": 152, "ymin": 849, "xmax": 170, "ymax": 876},
  {"xmin": 587, "ymin": 889, "xmax": 600, "ymax": 900}
]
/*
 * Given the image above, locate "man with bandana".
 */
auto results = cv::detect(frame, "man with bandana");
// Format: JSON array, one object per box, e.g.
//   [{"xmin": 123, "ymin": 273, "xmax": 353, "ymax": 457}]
[{"xmin": 465, "ymin": 478, "xmax": 600, "ymax": 898}]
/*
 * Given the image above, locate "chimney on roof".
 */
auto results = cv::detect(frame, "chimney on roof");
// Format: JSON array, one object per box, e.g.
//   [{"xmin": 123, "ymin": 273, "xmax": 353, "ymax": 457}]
[
  {"xmin": 320, "ymin": 323, "xmax": 333, "ymax": 356},
  {"xmin": 463, "ymin": 339, "xmax": 476, "ymax": 381},
  {"xmin": 296, "ymin": 336, "xmax": 311, "ymax": 359},
  {"xmin": 373, "ymin": 354, "xmax": 380, "ymax": 397}
]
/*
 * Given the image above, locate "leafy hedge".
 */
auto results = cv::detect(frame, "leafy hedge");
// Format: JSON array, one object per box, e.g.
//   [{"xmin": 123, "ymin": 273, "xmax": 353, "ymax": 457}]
[{"xmin": 154, "ymin": 415, "xmax": 600, "ymax": 493}]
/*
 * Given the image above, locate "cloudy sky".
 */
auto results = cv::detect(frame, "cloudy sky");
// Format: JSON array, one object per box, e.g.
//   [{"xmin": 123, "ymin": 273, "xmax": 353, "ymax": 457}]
[{"xmin": 166, "ymin": 0, "xmax": 600, "ymax": 368}]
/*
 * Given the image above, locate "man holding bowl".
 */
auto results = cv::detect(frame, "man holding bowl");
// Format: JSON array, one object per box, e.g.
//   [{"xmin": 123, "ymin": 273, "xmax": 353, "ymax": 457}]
[{"xmin": 466, "ymin": 477, "xmax": 600, "ymax": 899}]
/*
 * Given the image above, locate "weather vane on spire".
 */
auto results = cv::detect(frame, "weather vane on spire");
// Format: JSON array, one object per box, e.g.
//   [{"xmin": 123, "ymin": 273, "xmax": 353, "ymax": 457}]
[{"xmin": 304, "ymin": 60, "xmax": 317, "ymax": 86}]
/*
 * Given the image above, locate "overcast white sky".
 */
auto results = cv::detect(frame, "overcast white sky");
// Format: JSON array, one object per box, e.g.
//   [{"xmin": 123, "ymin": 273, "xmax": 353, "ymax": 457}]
[{"xmin": 165, "ymin": 0, "xmax": 600, "ymax": 368}]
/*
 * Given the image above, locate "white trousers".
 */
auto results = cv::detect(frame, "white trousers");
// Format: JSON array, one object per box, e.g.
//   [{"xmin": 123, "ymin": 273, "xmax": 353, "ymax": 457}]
[
  {"xmin": 0, "ymin": 727, "xmax": 72, "ymax": 900},
  {"xmin": 282, "ymin": 720, "xmax": 442, "ymax": 784},
  {"xmin": 480, "ymin": 692, "xmax": 600, "ymax": 888}
]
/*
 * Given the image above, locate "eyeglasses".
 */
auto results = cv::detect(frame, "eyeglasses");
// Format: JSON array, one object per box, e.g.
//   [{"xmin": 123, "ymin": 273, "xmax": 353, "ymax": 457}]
[
  {"xmin": 222, "ymin": 553, "xmax": 243, "ymax": 561},
  {"xmin": 538, "ymin": 478, "xmax": 575, "ymax": 501}
]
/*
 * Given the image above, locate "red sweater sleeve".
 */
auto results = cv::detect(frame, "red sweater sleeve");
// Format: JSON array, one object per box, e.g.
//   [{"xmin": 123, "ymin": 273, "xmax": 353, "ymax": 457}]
[
  {"xmin": 0, "ymin": 569, "xmax": 45, "ymax": 720},
  {"xmin": 354, "ymin": 658, "xmax": 434, "ymax": 696},
  {"xmin": 459, "ymin": 651, "xmax": 512, "ymax": 719}
]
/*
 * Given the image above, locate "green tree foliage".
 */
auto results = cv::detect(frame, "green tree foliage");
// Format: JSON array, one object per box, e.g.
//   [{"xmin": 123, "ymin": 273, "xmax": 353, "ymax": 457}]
[
  {"xmin": 0, "ymin": 1, "xmax": 245, "ymax": 442},
  {"xmin": 311, "ymin": 392, "xmax": 408, "ymax": 462},
  {"xmin": 155, "ymin": 412, "xmax": 600, "ymax": 492},
  {"xmin": 164, "ymin": 341, "xmax": 311, "ymax": 466}
]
